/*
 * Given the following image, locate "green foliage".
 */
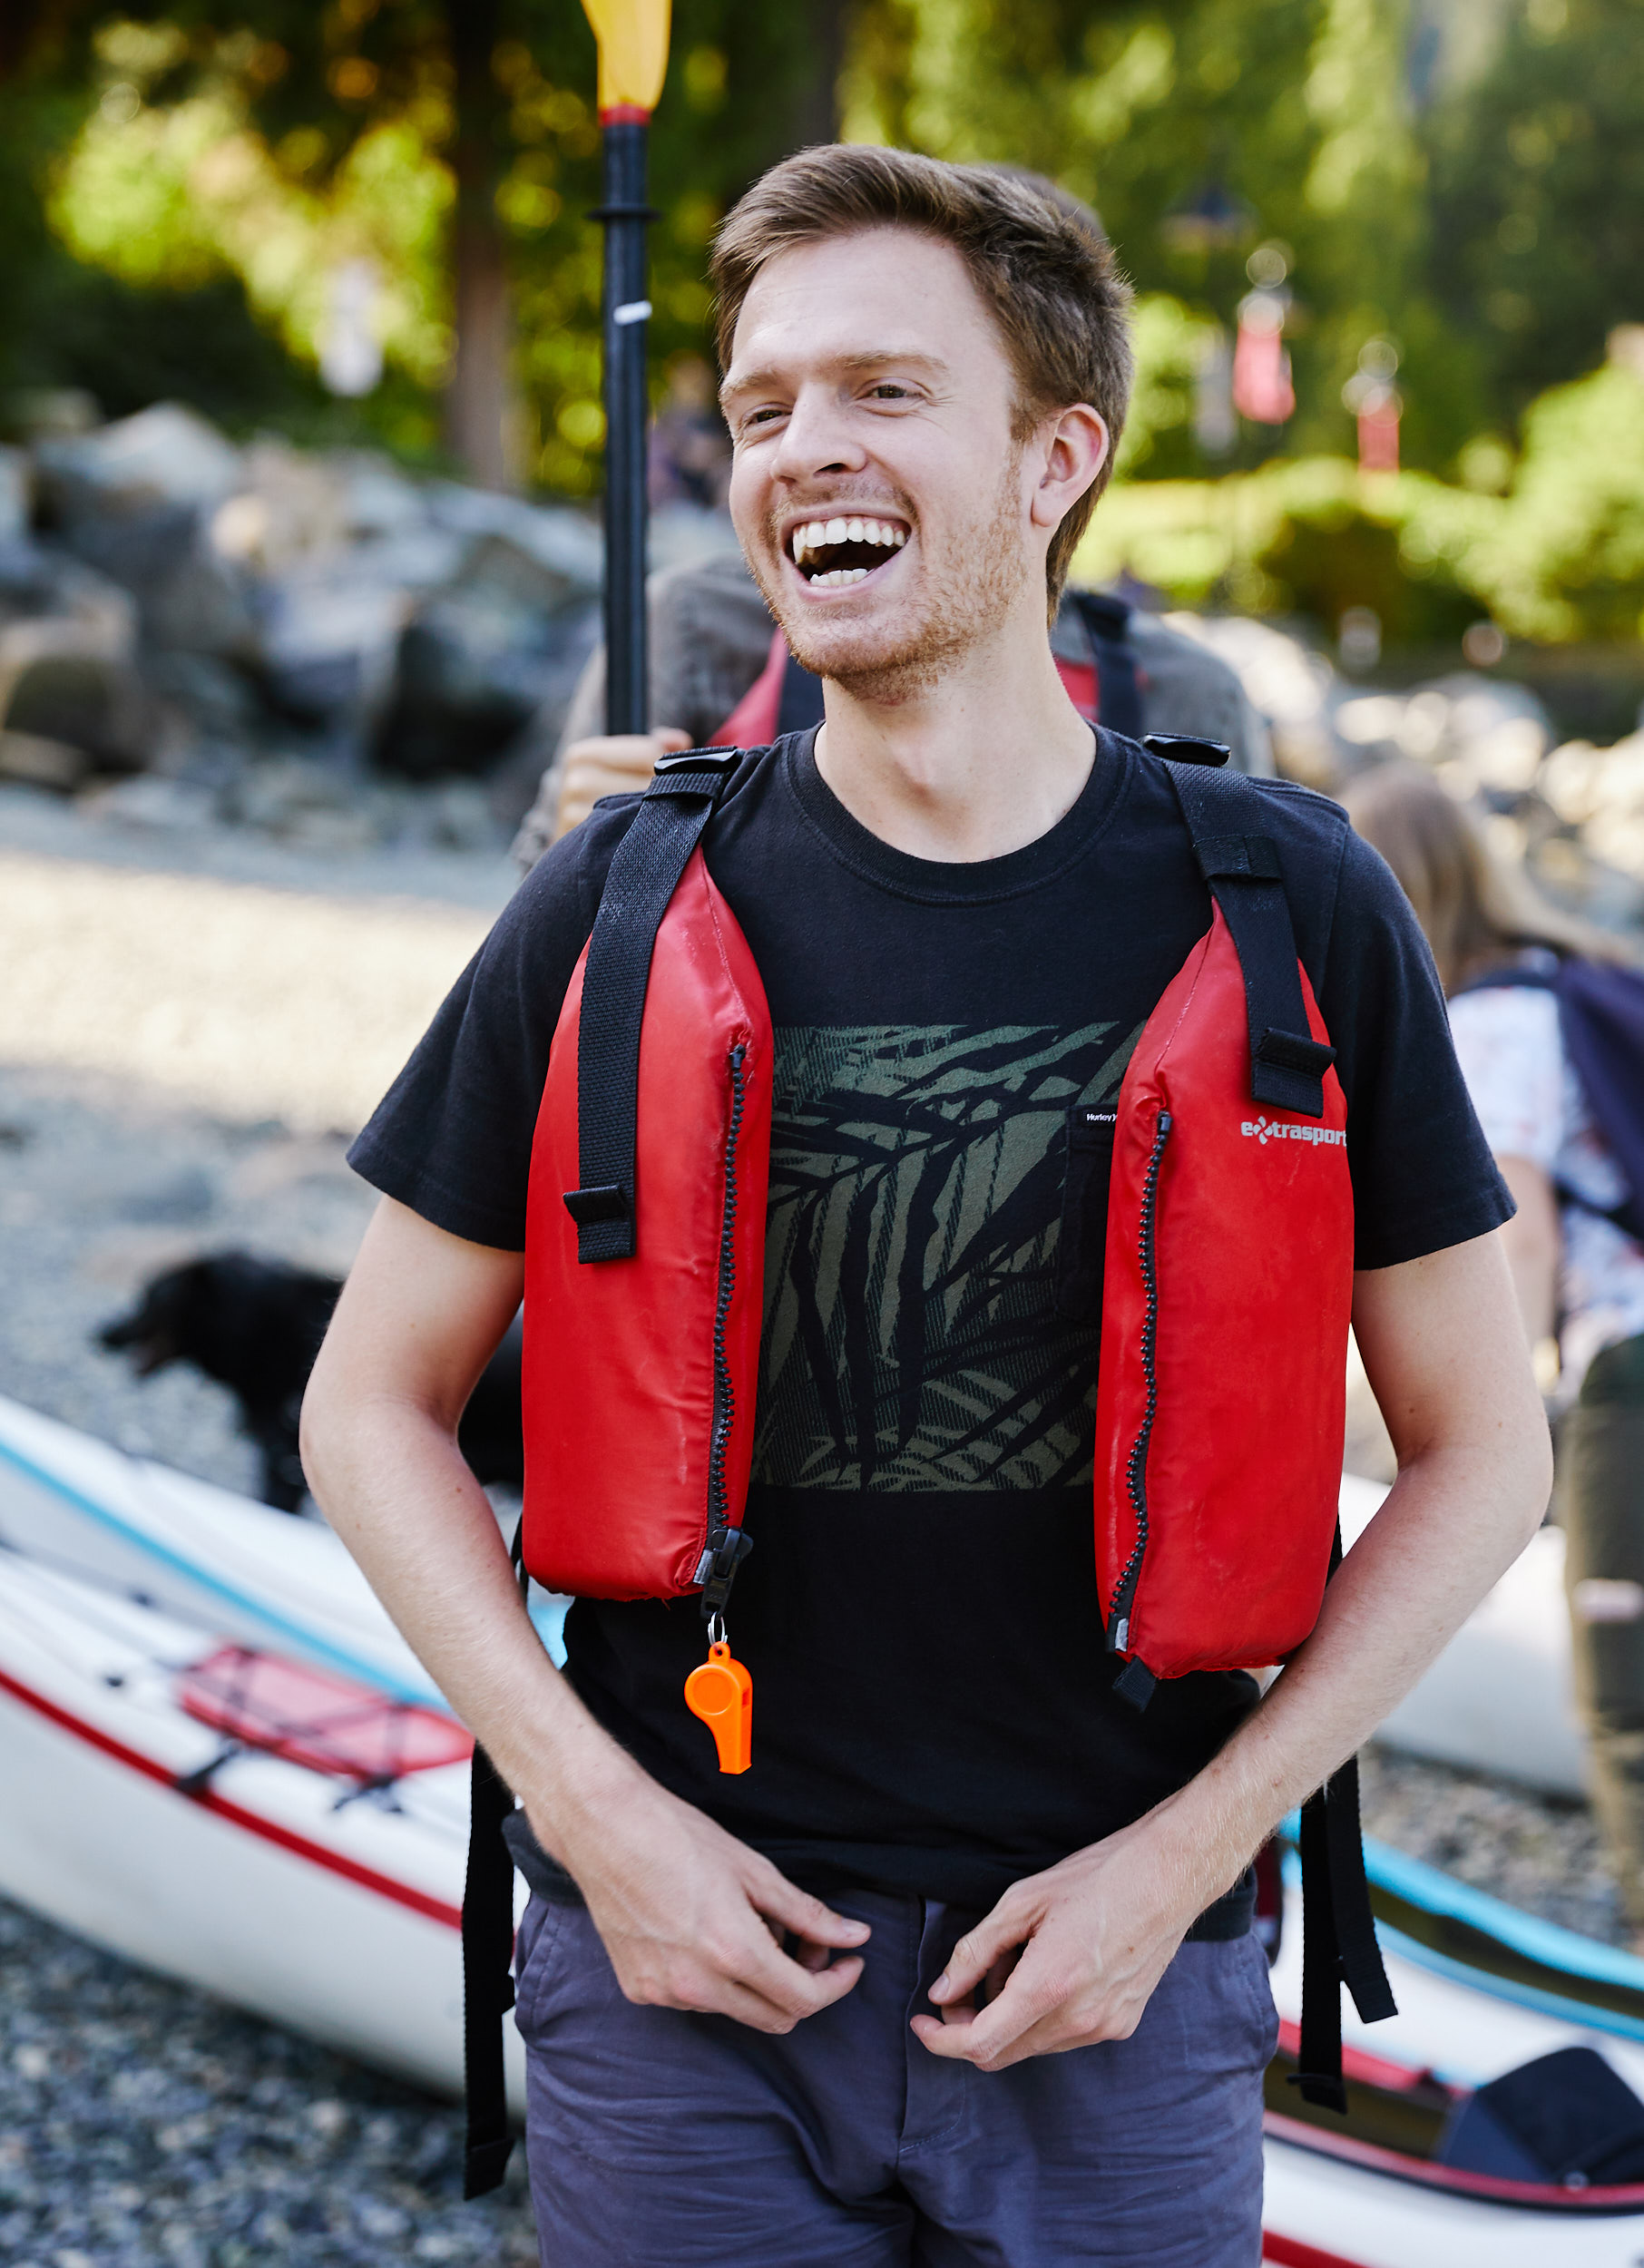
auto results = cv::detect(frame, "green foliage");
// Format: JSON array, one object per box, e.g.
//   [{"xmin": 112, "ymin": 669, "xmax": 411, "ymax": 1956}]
[
  {"xmin": 843, "ymin": 0, "xmax": 1429, "ymax": 465},
  {"xmin": 11, "ymin": 0, "xmax": 841, "ymax": 488},
  {"xmin": 1073, "ymin": 359, "xmax": 1644, "ymax": 647},
  {"xmin": 1115, "ymin": 294, "xmax": 1221, "ymax": 478},
  {"xmin": 1424, "ymin": 0, "xmax": 1644, "ymax": 430}
]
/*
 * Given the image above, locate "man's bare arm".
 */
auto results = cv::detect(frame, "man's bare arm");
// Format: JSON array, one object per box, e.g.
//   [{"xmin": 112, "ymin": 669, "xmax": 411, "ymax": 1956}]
[
  {"xmin": 915, "ymin": 1227, "xmax": 1551, "ymax": 2068},
  {"xmin": 300, "ymin": 1198, "xmax": 867, "ymax": 2029}
]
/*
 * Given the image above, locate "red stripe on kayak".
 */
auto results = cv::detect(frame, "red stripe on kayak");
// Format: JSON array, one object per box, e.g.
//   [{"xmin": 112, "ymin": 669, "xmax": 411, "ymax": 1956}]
[
  {"xmin": 1265, "ymin": 2109, "xmax": 1644, "ymax": 2211},
  {"xmin": 1275, "ymin": 2016, "xmax": 1438, "ymax": 2095},
  {"xmin": 1262, "ymin": 2236, "xmax": 1368, "ymax": 2268},
  {"xmin": 0, "ymin": 1662, "xmax": 463, "ymax": 1932}
]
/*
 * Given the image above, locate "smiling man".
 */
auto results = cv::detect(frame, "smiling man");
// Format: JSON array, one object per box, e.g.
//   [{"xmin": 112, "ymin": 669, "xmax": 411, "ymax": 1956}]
[{"xmin": 303, "ymin": 149, "xmax": 1548, "ymax": 2266}]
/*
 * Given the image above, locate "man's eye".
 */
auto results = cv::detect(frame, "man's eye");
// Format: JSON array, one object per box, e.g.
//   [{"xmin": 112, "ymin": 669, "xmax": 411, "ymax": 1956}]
[
  {"xmin": 743, "ymin": 406, "xmax": 787, "ymax": 430},
  {"xmin": 866, "ymin": 384, "xmax": 912, "ymax": 400}
]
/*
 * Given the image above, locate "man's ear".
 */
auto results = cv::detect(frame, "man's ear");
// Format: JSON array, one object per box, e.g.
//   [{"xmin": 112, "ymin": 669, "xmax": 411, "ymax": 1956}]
[{"xmin": 1029, "ymin": 403, "xmax": 1110, "ymax": 532}]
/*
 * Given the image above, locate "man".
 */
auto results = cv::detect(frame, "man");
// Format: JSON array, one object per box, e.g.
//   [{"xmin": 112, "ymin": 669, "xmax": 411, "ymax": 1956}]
[{"xmin": 303, "ymin": 147, "xmax": 1549, "ymax": 2265}]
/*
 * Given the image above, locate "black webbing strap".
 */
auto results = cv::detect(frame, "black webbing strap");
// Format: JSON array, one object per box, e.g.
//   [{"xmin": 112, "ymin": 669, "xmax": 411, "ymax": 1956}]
[
  {"xmin": 1290, "ymin": 1527, "xmax": 1398, "ymax": 2111},
  {"xmin": 1069, "ymin": 589, "xmax": 1144, "ymax": 740},
  {"xmin": 565, "ymin": 750, "xmax": 739, "ymax": 1261},
  {"xmin": 463, "ymin": 1520, "xmax": 531, "ymax": 2199},
  {"xmin": 1162, "ymin": 758, "xmax": 1337, "ymax": 1119},
  {"xmin": 463, "ymin": 1740, "xmax": 518, "ymax": 2195}
]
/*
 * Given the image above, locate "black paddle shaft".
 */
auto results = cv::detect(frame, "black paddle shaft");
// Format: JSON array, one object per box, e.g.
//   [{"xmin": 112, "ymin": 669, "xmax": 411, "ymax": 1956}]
[{"xmin": 595, "ymin": 119, "xmax": 655, "ymax": 734}]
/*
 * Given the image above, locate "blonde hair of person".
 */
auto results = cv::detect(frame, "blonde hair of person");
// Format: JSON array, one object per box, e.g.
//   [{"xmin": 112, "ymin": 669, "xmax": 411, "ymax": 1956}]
[{"xmin": 1343, "ymin": 762, "xmax": 1631, "ymax": 996}]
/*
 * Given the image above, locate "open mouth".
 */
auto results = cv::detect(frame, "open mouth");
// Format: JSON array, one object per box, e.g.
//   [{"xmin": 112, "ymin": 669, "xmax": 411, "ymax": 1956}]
[{"xmin": 787, "ymin": 515, "xmax": 909, "ymax": 588}]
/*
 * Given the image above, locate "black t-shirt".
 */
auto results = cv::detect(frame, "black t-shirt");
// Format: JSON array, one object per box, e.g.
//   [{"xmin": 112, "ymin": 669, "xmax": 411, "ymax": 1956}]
[{"xmin": 351, "ymin": 729, "xmax": 1511, "ymax": 1911}]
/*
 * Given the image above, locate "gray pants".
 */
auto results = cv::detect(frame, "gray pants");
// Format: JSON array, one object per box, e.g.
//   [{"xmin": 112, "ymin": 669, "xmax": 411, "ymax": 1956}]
[
  {"xmin": 513, "ymin": 1887, "xmax": 1275, "ymax": 2267},
  {"xmin": 1560, "ymin": 1332, "xmax": 1644, "ymax": 1925}
]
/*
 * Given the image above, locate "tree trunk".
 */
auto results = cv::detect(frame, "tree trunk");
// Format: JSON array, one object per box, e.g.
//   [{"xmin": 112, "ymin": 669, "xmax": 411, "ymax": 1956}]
[
  {"xmin": 443, "ymin": 0, "xmax": 517, "ymax": 490},
  {"xmin": 790, "ymin": 0, "xmax": 849, "ymax": 148}
]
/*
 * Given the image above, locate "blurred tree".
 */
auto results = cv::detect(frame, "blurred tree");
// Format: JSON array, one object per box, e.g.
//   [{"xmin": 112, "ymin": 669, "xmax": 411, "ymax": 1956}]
[
  {"xmin": 4, "ymin": 0, "xmax": 844, "ymax": 486},
  {"xmin": 843, "ymin": 0, "xmax": 1438, "ymax": 464},
  {"xmin": 1423, "ymin": 0, "xmax": 1644, "ymax": 431}
]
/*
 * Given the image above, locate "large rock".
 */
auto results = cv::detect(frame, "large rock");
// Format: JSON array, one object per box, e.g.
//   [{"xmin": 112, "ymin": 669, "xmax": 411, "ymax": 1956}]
[
  {"xmin": 0, "ymin": 540, "xmax": 154, "ymax": 771},
  {"xmin": 34, "ymin": 403, "xmax": 241, "ymax": 528},
  {"xmin": 376, "ymin": 532, "xmax": 599, "ymax": 779},
  {"xmin": 34, "ymin": 405, "xmax": 257, "ymax": 660}
]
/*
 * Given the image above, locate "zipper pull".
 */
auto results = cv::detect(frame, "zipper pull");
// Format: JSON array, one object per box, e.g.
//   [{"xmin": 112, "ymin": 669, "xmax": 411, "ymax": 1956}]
[{"xmin": 684, "ymin": 1615, "xmax": 752, "ymax": 1773}]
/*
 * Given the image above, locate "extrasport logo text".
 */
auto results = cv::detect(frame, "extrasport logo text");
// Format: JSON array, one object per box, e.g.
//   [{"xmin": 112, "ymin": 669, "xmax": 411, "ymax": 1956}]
[{"xmin": 1241, "ymin": 1116, "xmax": 1346, "ymax": 1149}]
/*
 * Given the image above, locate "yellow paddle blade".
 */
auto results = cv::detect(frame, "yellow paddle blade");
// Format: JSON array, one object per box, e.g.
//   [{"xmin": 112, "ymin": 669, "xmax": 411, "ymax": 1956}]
[{"xmin": 581, "ymin": 0, "xmax": 671, "ymax": 116}]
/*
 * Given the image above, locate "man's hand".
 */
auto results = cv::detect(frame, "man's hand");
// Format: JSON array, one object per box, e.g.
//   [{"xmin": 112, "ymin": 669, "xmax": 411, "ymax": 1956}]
[
  {"xmin": 532, "ymin": 1768, "xmax": 869, "ymax": 2033},
  {"xmin": 555, "ymin": 726, "xmax": 693, "ymax": 837},
  {"xmin": 910, "ymin": 1809, "xmax": 1203, "ymax": 2072}
]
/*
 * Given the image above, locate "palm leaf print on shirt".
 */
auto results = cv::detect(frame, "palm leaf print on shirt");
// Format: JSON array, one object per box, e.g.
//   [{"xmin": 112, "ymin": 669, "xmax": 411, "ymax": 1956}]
[{"xmin": 753, "ymin": 1022, "xmax": 1139, "ymax": 1493}]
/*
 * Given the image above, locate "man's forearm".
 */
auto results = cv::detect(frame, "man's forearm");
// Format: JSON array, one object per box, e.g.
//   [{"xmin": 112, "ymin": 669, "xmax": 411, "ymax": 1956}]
[{"xmin": 300, "ymin": 1383, "xmax": 647, "ymax": 1848}]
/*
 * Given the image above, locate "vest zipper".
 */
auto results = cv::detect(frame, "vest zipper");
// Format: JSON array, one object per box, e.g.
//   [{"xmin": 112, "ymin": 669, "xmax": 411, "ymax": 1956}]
[
  {"xmin": 1107, "ymin": 1108, "xmax": 1171, "ymax": 1655},
  {"xmin": 700, "ymin": 1044, "xmax": 747, "ymax": 1597}
]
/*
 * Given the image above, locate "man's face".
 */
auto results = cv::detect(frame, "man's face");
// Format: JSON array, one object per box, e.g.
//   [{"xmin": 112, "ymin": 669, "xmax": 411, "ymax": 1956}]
[{"xmin": 720, "ymin": 228, "xmax": 1049, "ymax": 695}]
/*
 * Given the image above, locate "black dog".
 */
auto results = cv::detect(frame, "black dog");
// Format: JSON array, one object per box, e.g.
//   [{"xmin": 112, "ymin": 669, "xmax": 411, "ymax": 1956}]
[{"xmin": 99, "ymin": 1251, "xmax": 524, "ymax": 1512}]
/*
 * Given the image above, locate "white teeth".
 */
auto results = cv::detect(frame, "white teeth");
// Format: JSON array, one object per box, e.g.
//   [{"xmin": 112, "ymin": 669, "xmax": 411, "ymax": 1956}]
[
  {"xmin": 788, "ymin": 517, "xmax": 910, "ymax": 571},
  {"xmin": 814, "ymin": 567, "xmax": 869, "ymax": 587}
]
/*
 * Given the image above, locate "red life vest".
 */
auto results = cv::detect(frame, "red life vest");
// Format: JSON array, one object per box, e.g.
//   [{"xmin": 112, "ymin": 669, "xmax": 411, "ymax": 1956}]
[{"xmin": 522, "ymin": 743, "xmax": 1350, "ymax": 1688}]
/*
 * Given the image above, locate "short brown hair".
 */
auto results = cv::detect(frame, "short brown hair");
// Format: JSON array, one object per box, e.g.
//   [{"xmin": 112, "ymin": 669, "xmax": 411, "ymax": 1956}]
[{"xmin": 710, "ymin": 145, "xmax": 1133, "ymax": 616}]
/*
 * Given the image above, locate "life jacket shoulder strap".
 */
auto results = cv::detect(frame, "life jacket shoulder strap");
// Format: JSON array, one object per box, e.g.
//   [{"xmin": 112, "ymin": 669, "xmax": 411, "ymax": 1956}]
[
  {"xmin": 564, "ymin": 750, "xmax": 740, "ymax": 1263},
  {"xmin": 1160, "ymin": 753, "xmax": 1343, "ymax": 1120}
]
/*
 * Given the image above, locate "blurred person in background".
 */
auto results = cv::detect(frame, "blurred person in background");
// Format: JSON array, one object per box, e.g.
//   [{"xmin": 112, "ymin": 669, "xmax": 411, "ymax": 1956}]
[
  {"xmin": 648, "ymin": 352, "xmax": 733, "ymax": 512},
  {"xmin": 1347, "ymin": 763, "xmax": 1644, "ymax": 1941}
]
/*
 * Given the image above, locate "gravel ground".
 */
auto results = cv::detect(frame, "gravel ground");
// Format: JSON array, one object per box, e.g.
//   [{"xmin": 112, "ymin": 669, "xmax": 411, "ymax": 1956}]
[
  {"xmin": 0, "ymin": 1895, "xmax": 537, "ymax": 2268},
  {"xmin": 0, "ymin": 798, "xmax": 1627, "ymax": 2260}
]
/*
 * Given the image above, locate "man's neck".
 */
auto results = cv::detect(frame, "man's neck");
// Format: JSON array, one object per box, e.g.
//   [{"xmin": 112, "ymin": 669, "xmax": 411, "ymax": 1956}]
[{"xmin": 810, "ymin": 601, "xmax": 1096, "ymax": 865}]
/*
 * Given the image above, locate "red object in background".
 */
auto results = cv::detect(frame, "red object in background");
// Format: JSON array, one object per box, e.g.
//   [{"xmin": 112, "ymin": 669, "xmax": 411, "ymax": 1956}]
[
  {"xmin": 178, "ymin": 1647, "xmax": 472, "ymax": 1781},
  {"xmin": 1357, "ymin": 391, "xmax": 1401, "ymax": 474},
  {"xmin": 1232, "ymin": 298, "xmax": 1295, "ymax": 425}
]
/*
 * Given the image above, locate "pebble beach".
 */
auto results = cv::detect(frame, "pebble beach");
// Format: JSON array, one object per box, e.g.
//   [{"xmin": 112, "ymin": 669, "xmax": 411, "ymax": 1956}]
[{"xmin": 0, "ymin": 782, "xmax": 1624, "ymax": 2263}]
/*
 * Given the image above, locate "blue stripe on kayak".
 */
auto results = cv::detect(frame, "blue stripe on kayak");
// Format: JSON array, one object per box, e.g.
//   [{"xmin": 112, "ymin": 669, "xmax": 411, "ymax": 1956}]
[
  {"xmin": 1363, "ymin": 1834, "xmax": 1644, "ymax": 1996},
  {"xmin": 1374, "ymin": 1918, "xmax": 1644, "ymax": 2047},
  {"xmin": 0, "ymin": 1431, "xmax": 443, "ymax": 1706}
]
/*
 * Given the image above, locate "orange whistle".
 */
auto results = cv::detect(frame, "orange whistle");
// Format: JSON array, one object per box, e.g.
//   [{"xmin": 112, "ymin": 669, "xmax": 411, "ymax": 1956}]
[{"xmin": 684, "ymin": 1643, "xmax": 752, "ymax": 1774}]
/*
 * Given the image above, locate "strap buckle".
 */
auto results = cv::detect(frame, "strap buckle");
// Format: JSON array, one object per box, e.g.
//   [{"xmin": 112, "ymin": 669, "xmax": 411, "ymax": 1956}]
[
  {"xmin": 650, "ymin": 748, "xmax": 740, "ymax": 777},
  {"xmin": 694, "ymin": 1523, "xmax": 754, "ymax": 1617}
]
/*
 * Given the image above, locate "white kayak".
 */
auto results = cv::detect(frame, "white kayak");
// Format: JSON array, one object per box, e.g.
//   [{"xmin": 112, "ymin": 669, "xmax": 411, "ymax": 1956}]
[
  {"xmin": 0, "ymin": 1392, "xmax": 444, "ymax": 1701},
  {"xmin": 1262, "ymin": 1855, "xmax": 1644, "ymax": 2264},
  {"xmin": 0, "ymin": 1545, "xmax": 527, "ymax": 2116},
  {"xmin": 0, "ymin": 1391, "xmax": 569, "ymax": 1696}
]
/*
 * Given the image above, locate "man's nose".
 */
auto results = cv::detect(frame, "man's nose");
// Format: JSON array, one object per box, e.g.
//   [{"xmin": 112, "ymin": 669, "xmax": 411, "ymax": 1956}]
[{"xmin": 770, "ymin": 386, "xmax": 867, "ymax": 483}]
